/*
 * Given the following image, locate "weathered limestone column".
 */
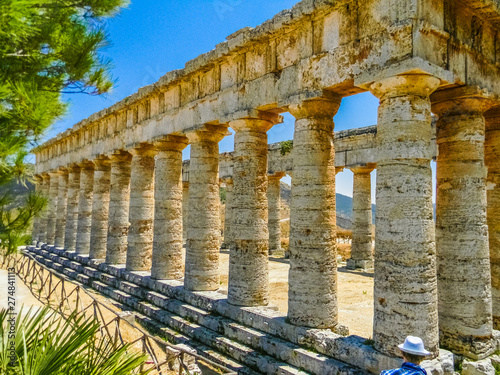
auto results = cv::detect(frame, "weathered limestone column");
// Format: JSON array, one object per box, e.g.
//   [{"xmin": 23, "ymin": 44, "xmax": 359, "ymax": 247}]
[
  {"xmin": 287, "ymin": 94, "xmax": 341, "ymax": 328},
  {"xmin": 222, "ymin": 178, "xmax": 233, "ymax": 250},
  {"xmin": 432, "ymin": 89, "xmax": 495, "ymax": 358},
  {"xmin": 184, "ymin": 126, "xmax": 227, "ymax": 291},
  {"xmin": 75, "ymin": 161, "xmax": 95, "ymax": 254},
  {"xmin": 368, "ymin": 74, "xmax": 440, "ymax": 357},
  {"xmin": 46, "ymin": 170, "xmax": 60, "ymax": 245},
  {"xmin": 182, "ymin": 181, "xmax": 189, "ymax": 243},
  {"xmin": 151, "ymin": 136, "xmax": 189, "ymax": 280},
  {"xmin": 106, "ymin": 151, "xmax": 132, "ymax": 264},
  {"xmin": 486, "ymin": 111, "xmax": 500, "ymax": 330},
  {"xmin": 89, "ymin": 157, "xmax": 111, "ymax": 260},
  {"xmin": 346, "ymin": 165, "xmax": 374, "ymax": 270},
  {"xmin": 268, "ymin": 172, "xmax": 284, "ymax": 254},
  {"xmin": 64, "ymin": 164, "xmax": 81, "ymax": 251},
  {"xmin": 126, "ymin": 144, "xmax": 156, "ymax": 272},
  {"xmin": 54, "ymin": 168, "xmax": 69, "ymax": 248},
  {"xmin": 31, "ymin": 175, "xmax": 43, "ymax": 244},
  {"xmin": 37, "ymin": 173, "xmax": 50, "ymax": 244},
  {"xmin": 228, "ymin": 115, "xmax": 280, "ymax": 306}
]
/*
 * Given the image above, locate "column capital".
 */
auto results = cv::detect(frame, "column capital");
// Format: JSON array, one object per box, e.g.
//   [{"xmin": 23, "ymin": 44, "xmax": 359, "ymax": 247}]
[
  {"xmin": 34, "ymin": 174, "xmax": 43, "ymax": 183},
  {"xmin": 431, "ymin": 87, "xmax": 497, "ymax": 117},
  {"xmin": 229, "ymin": 112, "xmax": 283, "ymax": 133},
  {"xmin": 288, "ymin": 92, "xmax": 342, "ymax": 120},
  {"xmin": 48, "ymin": 169, "xmax": 62, "ymax": 177},
  {"xmin": 109, "ymin": 150, "xmax": 132, "ymax": 163},
  {"xmin": 93, "ymin": 156, "xmax": 111, "ymax": 170},
  {"xmin": 369, "ymin": 74, "xmax": 440, "ymax": 100},
  {"xmin": 349, "ymin": 164, "xmax": 375, "ymax": 175},
  {"xmin": 185, "ymin": 125, "xmax": 229, "ymax": 144},
  {"xmin": 485, "ymin": 107, "xmax": 500, "ymax": 131},
  {"xmin": 182, "ymin": 181, "xmax": 190, "ymax": 188},
  {"xmin": 67, "ymin": 163, "xmax": 81, "ymax": 173},
  {"xmin": 128, "ymin": 143, "xmax": 157, "ymax": 157},
  {"xmin": 78, "ymin": 160, "xmax": 95, "ymax": 170},
  {"xmin": 268, "ymin": 172, "xmax": 285, "ymax": 180},
  {"xmin": 335, "ymin": 167, "xmax": 344, "ymax": 175},
  {"xmin": 153, "ymin": 135, "xmax": 189, "ymax": 152}
]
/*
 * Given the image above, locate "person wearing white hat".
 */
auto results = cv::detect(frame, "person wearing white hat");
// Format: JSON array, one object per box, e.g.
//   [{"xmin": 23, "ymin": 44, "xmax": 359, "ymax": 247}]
[{"xmin": 380, "ymin": 336, "xmax": 430, "ymax": 375}]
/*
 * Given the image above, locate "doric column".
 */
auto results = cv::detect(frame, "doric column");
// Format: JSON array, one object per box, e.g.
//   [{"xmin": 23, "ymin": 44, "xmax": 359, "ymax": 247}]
[
  {"xmin": 37, "ymin": 173, "xmax": 50, "ymax": 244},
  {"xmin": 31, "ymin": 175, "xmax": 43, "ymax": 244},
  {"xmin": 486, "ymin": 111, "xmax": 500, "ymax": 330},
  {"xmin": 368, "ymin": 74, "xmax": 440, "ymax": 357},
  {"xmin": 346, "ymin": 165, "xmax": 374, "ymax": 270},
  {"xmin": 126, "ymin": 143, "xmax": 156, "ymax": 272},
  {"xmin": 89, "ymin": 157, "xmax": 111, "ymax": 260},
  {"xmin": 287, "ymin": 94, "xmax": 341, "ymax": 328},
  {"xmin": 228, "ymin": 115, "xmax": 280, "ymax": 306},
  {"xmin": 54, "ymin": 168, "xmax": 69, "ymax": 248},
  {"xmin": 268, "ymin": 172, "xmax": 285, "ymax": 254},
  {"xmin": 46, "ymin": 170, "xmax": 60, "ymax": 245},
  {"xmin": 75, "ymin": 161, "xmax": 95, "ymax": 254},
  {"xmin": 222, "ymin": 178, "xmax": 233, "ymax": 250},
  {"xmin": 182, "ymin": 181, "xmax": 189, "ymax": 243},
  {"xmin": 432, "ymin": 88, "xmax": 495, "ymax": 358},
  {"xmin": 184, "ymin": 126, "xmax": 227, "ymax": 291},
  {"xmin": 106, "ymin": 151, "xmax": 132, "ymax": 264},
  {"xmin": 151, "ymin": 136, "xmax": 189, "ymax": 280},
  {"xmin": 64, "ymin": 164, "xmax": 81, "ymax": 251}
]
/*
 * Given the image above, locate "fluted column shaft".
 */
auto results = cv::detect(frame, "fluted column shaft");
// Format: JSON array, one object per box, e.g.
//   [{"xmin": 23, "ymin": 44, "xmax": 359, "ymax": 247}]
[
  {"xmin": 369, "ymin": 74, "xmax": 440, "ymax": 357},
  {"xmin": 126, "ymin": 144, "xmax": 156, "ymax": 271},
  {"xmin": 223, "ymin": 178, "xmax": 233, "ymax": 249},
  {"xmin": 38, "ymin": 174, "xmax": 50, "ymax": 244},
  {"xmin": 89, "ymin": 158, "xmax": 111, "ymax": 260},
  {"xmin": 64, "ymin": 165, "xmax": 81, "ymax": 251},
  {"xmin": 184, "ymin": 127, "xmax": 226, "ymax": 291},
  {"xmin": 287, "ymin": 95, "xmax": 341, "ymax": 328},
  {"xmin": 182, "ymin": 182, "xmax": 189, "ymax": 243},
  {"xmin": 46, "ymin": 171, "xmax": 60, "ymax": 245},
  {"xmin": 75, "ymin": 162, "xmax": 95, "ymax": 254},
  {"xmin": 347, "ymin": 166, "xmax": 374, "ymax": 269},
  {"xmin": 151, "ymin": 136, "xmax": 188, "ymax": 280},
  {"xmin": 54, "ymin": 169, "xmax": 69, "ymax": 248},
  {"xmin": 268, "ymin": 173, "xmax": 284, "ymax": 254},
  {"xmin": 228, "ymin": 117, "xmax": 277, "ymax": 306},
  {"xmin": 486, "ymin": 113, "xmax": 500, "ymax": 330},
  {"xmin": 31, "ymin": 175, "xmax": 43, "ymax": 244},
  {"xmin": 432, "ymin": 92, "xmax": 495, "ymax": 358},
  {"xmin": 106, "ymin": 152, "xmax": 132, "ymax": 264}
]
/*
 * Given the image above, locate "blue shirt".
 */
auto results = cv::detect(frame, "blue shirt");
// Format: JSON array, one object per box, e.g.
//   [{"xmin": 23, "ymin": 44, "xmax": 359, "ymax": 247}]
[{"xmin": 381, "ymin": 362, "xmax": 428, "ymax": 375}]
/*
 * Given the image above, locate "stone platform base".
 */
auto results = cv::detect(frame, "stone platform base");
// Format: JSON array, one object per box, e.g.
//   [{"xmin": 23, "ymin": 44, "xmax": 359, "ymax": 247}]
[
  {"xmin": 346, "ymin": 259, "xmax": 374, "ymax": 271},
  {"xmin": 25, "ymin": 244, "xmax": 456, "ymax": 375}
]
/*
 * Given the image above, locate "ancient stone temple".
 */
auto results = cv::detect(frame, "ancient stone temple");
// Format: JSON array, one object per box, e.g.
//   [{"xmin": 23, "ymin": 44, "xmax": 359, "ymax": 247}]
[{"xmin": 29, "ymin": 0, "xmax": 500, "ymax": 373}]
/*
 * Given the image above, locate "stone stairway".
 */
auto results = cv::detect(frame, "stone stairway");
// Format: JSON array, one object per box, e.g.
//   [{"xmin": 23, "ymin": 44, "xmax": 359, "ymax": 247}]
[{"xmin": 25, "ymin": 245, "xmax": 451, "ymax": 375}]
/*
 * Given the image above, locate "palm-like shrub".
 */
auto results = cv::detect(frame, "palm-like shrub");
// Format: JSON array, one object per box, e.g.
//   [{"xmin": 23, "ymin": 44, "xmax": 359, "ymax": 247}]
[{"xmin": 0, "ymin": 305, "xmax": 149, "ymax": 375}]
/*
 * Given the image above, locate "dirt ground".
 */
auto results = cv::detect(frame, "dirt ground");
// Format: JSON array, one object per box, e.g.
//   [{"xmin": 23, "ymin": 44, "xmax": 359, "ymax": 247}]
[{"xmin": 218, "ymin": 251, "xmax": 374, "ymax": 338}]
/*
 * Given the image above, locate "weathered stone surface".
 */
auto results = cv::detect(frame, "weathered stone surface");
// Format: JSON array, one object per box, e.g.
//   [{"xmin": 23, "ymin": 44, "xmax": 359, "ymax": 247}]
[
  {"xmin": 222, "ymin": 178, "xmax": 233, "ymax": 250},
  {"xmin": 46, "ymin": 170, "xmax": 60, "ymax": 245},
  {"xmin": 64, "ymin": 164, "xmax": 81, "ymax": 251},
  {"xmin": 31, "ymin": 175, "xmax": 44, "ymax": 243},
  {"xmin": 151, "ymin": 135, "xmax": 188, "ymax": 280},
  {"xmin": 228, "ymin": 116, "xmax": 279, "ymax": 307},
  {"xmin": 89, "ymin": 157, "xmax": 111, "ymax": 260},
  {"xmin": 54, "ymin": 169, "xmax": 69, "ymax": 248},
  {"xmin": 182, "ymin": 181, "xmax": 189, "ymax": 243},
  {"xmin": 106, "ymin": 151, "xmax": 132, "ymax": 264},
  {"xmin": 37, "ymin": 173, "xmax": 50, "ymax": 244},
  {"xmin": 462, "ymin": 359, "xmax": 495, "ymax": 375},
  {"xmin": 184, "ymin": 127, "xmax": 227, "ymax": 291},
  {"xmin": 268, "ymin": 172, "xmax": 284, "ymax": 254},
  {"xmin": 432, "ymin": 90, "xmax": 496, "ymax": 359},
  {"xmin": 75, "ymin": 161, "xmax": 95, "ymax": 254},
  {"xmin": 126, "ymin": 144, "xmax": 156, "ymax": 271},
  {"xmin": 287, "ymin": 93, "xmax": 341, "ymax": 328},
  {"xmin": 369, "ymin": 74, "xmax": 440, "ymax": 358}
]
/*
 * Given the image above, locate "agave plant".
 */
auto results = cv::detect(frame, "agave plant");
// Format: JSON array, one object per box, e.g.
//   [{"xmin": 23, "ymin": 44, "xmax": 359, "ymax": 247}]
[{"xmin": 0, "ymin": 305, "xmax": 149, "ymax": 375}]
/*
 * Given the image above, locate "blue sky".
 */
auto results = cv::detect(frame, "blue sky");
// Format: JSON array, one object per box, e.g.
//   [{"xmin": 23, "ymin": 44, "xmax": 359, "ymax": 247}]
[{"xmin": 45, "ymin": 0, "xmax": 405, "ymax": 201}]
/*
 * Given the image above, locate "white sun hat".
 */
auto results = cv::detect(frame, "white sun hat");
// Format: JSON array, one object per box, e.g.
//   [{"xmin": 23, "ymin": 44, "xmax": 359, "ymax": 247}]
[{"xmin": 398, "ymin": 336, "xmax": 431, "ymax": 356}]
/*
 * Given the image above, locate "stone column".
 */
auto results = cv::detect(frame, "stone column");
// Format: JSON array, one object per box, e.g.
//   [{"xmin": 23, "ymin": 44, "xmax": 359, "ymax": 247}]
[
  {"xmin": 64, "ymin": 164, "xmax": 81, "ymax": 251},
  {"xmin": 106, "ymin": 151, "xmax": 132, "ymax": 264},
  {"xmin": 432, "ymin": 89, "xmax": 495, "ymax": 358},
  {"xmin": 151, "ymin": 136, "xmax": 189, "ymax": 280},
  {"xmin": 37, "ymin": 173, "xmax": 50, "ymax": 244},
  {"xmin": 184, "ymin": 127, "xmax": 227, "ymax": 291},
  {"xmin": 75, "ymin": 161, "xmax": 95, "ymax": 254},
  {"xmin": 287, "ymin": 94, "xmax": 341, "ymax": 328},
  {"xmin": 268, "ymin": 172, "xmax": 284, "ymax": 254},
  {"xmin": 126, "ymin": 144, "xmax": 156, "ymax": 272},
  {"xmin": 54, "ymin": 168, "xmax": 69, "ymax": 248},
  {"xmin": 368, "ymin": 74, "xmax": 440, "ymax": 357},
  {"xmin": 486, "ymin": 111, "xmax": 500, "ymax": 330},
  {"xmin": 228, "ymin": 116, "xmax": 280, "ymax": 306},
  {"xmin": 182, "ymin": 181, "xmax": 189, "ymax": 243},
  {"xmin": 31, "ymin": 175, "xmax": 43, "ymax": 244},
  {"xmin": 89, "ymin": 157, "xmax": 111, "ymax": 260},
  {"xmin": 347, "ymin": 165, "xmax": 374, "ymax": 270},
  {"xmin": 222, "ymin": 178, "xmax": 233, "ymax": 250},
  {"xmin": 46, "ymin": 170, "xmax": 60, "ymax": 245}
]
